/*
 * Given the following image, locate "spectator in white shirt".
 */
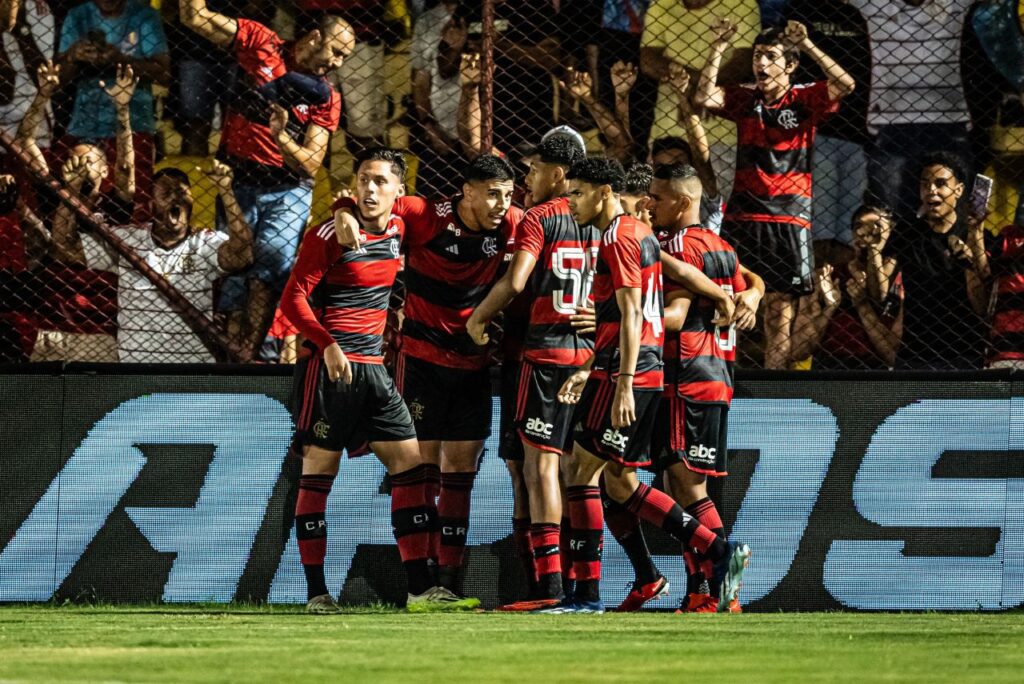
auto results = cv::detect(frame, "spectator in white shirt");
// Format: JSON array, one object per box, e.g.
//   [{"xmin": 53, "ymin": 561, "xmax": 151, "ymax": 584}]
[
  {"xmin": 852, "ymin": 0, "xmax": 978, "ymax": 220},
  {"xmin": 51, "ymin": 160, "xmax": 254, "ymax": 363}
]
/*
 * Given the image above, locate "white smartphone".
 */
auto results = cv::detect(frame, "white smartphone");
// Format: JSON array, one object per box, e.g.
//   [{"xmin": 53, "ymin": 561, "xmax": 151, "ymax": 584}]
[{"xmin": 969, "ymin": 174, "xmax": 993, "ymax": 220}]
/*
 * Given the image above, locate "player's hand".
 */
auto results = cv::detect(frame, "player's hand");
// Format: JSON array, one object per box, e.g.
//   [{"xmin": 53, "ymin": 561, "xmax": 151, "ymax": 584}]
[
  {"xmin": 558, "ymin": 369, "xmax": 590, "ymax": 405},
  {"xmin": 560, "ymin": 67, "xmax": 593, "ymax": 101},
  {"xmin": 207, "ymin": 159, "xmax": 234, "ymax": 195},
  {"xmin": 570, "ymin": 305, "xmax": 596, "ymax": 335},
  {"xmin": 268, "ymin": 104, "xmax": 289, "ymax": 138},
  {"xmin": 711, "ymin": 292, "xmax": 736, "ymax": 327},
  {"xmin": 611, "ymin": 379, "xmax": 636, "ymax": 429},
  {"xmin": 333, "ymin": 207, "xmax": 363, "ymax": 251},
  {"xmin": 35, "ymin": 60, "xmax": 60, "ymax": 98},
  {"xmin": 100, "ymin": 63, "xmax": 137, "ymax": 109},
  {"xmin": 634, "ymin": 197, "xmax": 652, "ymax": 226},
  {"xmin": 611, "ymin": 60, "xmax": 638, "ymax": 96},
  {"xmin": 460, "ymin": 52, "xmax": 482, "ymax": 88},
  {"xmin": 784, "ymin": 20, "xmax": 813, "ymax": 51},
  {"xmin": 711, "ymin": 18, "xmax": 737, "ymax": 47},
  {"xmin": 466, "ymin": 313, "xmax": 490, "ymax": 346},
  {"xmin": 733, "ymin": 288, "xmax": 761, "ymax": 331},
  {"xmin": 323, "ymin": 343, "xmax": 352, "ymax": 384}
]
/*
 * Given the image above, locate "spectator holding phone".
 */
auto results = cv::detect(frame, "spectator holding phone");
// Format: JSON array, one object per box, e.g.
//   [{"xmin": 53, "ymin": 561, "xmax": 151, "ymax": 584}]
[
  {"xmin": 791, "ymin": 206, "xmax": 903, "ymax": 369},
  {"xmin": 892, "ymin": 152, "xmax": 986, "ymax": 369}
]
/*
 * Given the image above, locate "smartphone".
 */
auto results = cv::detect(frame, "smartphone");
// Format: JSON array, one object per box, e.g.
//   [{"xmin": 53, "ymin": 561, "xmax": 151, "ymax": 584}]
[{"xmin": 969, "ymin": 174, "xmax": 993, "ymax": 220}]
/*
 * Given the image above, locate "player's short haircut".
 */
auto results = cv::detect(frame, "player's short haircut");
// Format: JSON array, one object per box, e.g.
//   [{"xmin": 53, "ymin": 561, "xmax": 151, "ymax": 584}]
[
  {"xmin": 622, "ymin": 163, "xmax": 653, "ymax": 196},
  {"xmin": 653, "ymin": 163, "xmax": 702, "ymax": 198},
  {"xmin": 650, "ymin": 136, "xmax": 692, "ymax": 162},
  {"xmin": 754, "ymin": 27, "xmax": 800, "ymax": 66},
  {"xmin": 536, "ymin": 134, "xmax": 585, "ymax": 168},
  {"xmin": 463, "ymin": 154, "xmax": 516, "ymax": 184},
  {"xmin": 567, "ymin": 157, "xmax": 625, "ymax": 192},
  {"xmin": 653, "ymin": 162, "xmax": 699, "ymax": 182},
  {"xmin": 920, "ymin": 151, "xmax": 967, "ymax": 184},
  {"xmin": 153, "ymin": 168, "xmax": 191, "ymax": 187},
  {"xmin": 356, "ymin": 147, "xmax": 408, "ymax": 183}
]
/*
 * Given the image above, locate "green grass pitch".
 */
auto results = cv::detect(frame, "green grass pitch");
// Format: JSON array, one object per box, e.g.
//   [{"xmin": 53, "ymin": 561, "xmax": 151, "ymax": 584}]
[{"xmin": 1, "ymin": 605, "xmax": 1023, "ymax": 682}]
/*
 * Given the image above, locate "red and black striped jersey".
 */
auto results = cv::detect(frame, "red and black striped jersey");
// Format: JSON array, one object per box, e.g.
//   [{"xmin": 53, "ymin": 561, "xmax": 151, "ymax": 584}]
[
  {"xmin": 988, "ymin": 225, "xmax": 1024, "ymax": 364},
  {"xmin": 658, "ymin": 225, "xmax": 747, "ymax": 404},
  {"xmin": 592, "ymin": 215, "xmax": 664, "ymax": 389},
  {"xmin": 280, "ymin": 214, "xmax": 404, "ymax": 364},
  {"xmin": 386, "ymin": 195, "xmax": 524, "ymax": 369},
  {"xmin": 713, "ymin": 81, "xmax": 837, "ymax": 229},
  {"xmin": 515, "ymin": 196, "xmax": 601, "ymax": 366}
]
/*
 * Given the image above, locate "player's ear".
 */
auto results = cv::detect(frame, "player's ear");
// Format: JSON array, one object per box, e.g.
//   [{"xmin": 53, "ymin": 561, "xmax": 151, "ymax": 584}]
[
  {"xmin": 398, "ymin": 183, "xmax": 406, "ymax": 197},
  {"xmin": 305, "ymin": 29, "xmax": 322, "ymax": 47}
]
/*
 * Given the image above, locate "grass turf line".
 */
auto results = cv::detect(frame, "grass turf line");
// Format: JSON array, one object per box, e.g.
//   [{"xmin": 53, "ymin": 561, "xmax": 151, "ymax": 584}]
[{"xmin": 0, "ymin": 607, "xmax": 1022, "ymax": 682}]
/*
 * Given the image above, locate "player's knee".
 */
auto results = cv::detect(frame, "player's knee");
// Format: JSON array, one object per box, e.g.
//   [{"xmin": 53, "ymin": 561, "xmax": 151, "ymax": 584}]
[{"xmin": 302, "ymin": 446, "xmax": 341, "ymax": 476}]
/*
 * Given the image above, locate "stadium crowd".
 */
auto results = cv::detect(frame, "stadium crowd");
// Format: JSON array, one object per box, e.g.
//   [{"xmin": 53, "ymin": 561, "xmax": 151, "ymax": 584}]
[{"xmin": 0, "ymin": 0, "xmax": 1022, "ymax": 371}]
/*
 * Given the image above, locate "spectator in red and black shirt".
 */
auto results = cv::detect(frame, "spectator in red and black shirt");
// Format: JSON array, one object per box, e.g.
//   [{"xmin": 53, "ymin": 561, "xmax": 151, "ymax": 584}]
[
  {"xmin": 552, "ymin": 157, "xmax": 749, "ymax": 614},
  {"xmin": 280, "ymin": 148, "xmax": 480, "ymax": 614},
  {"xmin": 697, "ymin": 20, "xmax": 854, "ymax": 369},
  {"xmin": 332, "ymin": 154, "xmax": 524, "ymax": 592},
  {"xmin": 181, "ymin": 0, "xmax": 353, "ymax": 358}
]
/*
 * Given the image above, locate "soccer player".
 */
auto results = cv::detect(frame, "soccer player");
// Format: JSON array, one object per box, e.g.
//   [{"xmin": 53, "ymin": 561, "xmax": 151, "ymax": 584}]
[
  {"xmin": 651, "ymin": 163, "xmax": 763, "ymax": 612},
  {"xmin": 466, "ymin": 134, "xmax": 594, "ymax": 609},
  {"xmin": 696, "ymin": 19, "xmax": 854, "ymax": 369},
  {"xmin": 606, "ymin": 164, "xmax": 764, "ymax": 613},
  {"xmin": 332, "ymin": 155, "xmax": 523, "ymax": 593},
  {"xmin": 550, "ymin": 157, "xmax": 751, "ymax": 614},
  {"xmin": 280, "ymin": 148, "xmax": 479, "ymax": 614},
  {"xmin": 180, "ymin": 0, "xmax": 354, "ymax": 358}
]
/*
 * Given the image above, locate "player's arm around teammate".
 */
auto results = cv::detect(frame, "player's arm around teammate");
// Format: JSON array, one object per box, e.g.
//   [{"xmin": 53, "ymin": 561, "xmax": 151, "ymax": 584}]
[{"xmin": 280, "ymin": 149, "xmax": 479, "ymax": 614}]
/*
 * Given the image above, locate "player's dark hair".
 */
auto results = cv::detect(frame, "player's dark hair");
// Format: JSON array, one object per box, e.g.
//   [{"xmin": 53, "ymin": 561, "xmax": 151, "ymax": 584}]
[
  {"xmin": 153, "ymin": 168, "xmax": 191, "ymax": 187},
  {"xmin": 536, "ymin": 134, "xmax": 585, "ymax": 168},
  {"xmin": 653, "ymin": 162, "xmax": 700, "ymax": 182},
  {"xmin": 754, "ymin": 27, "xmax": 800, "ymax": 66},
  {"xmin": 463, "ymin": 154, "xmax": 516, "ymax": 184},
  {"xmin": 356, "ymin": 147, "xmax": 408, "ymax": 183},
  {"xmin": 567, "ymin": 157, "xmax": 625, "ymax": 192},
  {"xmin": 622, "ymin": 163, "xmax": 653, "ymax": 196},
  {"xmin": 650, "ymin": 136, "xmax": 692, "ymax": 164},
  {"xmin": 920, "ymin": 151, "xmax": 966, "ymax": 185}
]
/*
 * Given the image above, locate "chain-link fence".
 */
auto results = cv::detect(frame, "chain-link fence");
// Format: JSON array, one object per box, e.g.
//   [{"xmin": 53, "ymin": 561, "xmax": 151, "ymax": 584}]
[{"xmin": 0, "ymin": 0, "xmax": 1022, "ymax": 370}]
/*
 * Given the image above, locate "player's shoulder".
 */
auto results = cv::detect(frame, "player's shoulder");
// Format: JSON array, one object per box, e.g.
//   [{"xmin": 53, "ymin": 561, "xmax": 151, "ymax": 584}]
[
  {"xmin": 505, "ymin": 204, "xmax": 526, "ymax": 225},
  {"xmin": 603, "ymin": 214, "xmax": 648, "ymax": 245},
  {"xmin": 524, "ymin": 196, "xmax": 568, "ymax": 220}
]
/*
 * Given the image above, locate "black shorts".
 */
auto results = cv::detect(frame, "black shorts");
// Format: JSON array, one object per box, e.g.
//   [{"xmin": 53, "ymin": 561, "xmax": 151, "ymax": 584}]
[
  {"xmin": 292, "ymin": 355, "xmax": 417, "ymax": 453},
  {"xmin": 652, "ymin": 392, "xmax": 729, "ymax": 476},
  {"xmin": 515, "ymin": 360, "xmax": 578, "ymax": 455},
  {"xmin": 395, "ymin": 352, "xmax": 492, "ymax": 442},
  {"xmin": 571, "ymin": 375, "xmax": 660, "ymax": 468},
  {"xmin": 499, "ymin": 360, "xmax": 525, "ymax": 461},
  {"xmin": 722, "ymin": 220, "xmax": 813, "ymax": 296}
]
